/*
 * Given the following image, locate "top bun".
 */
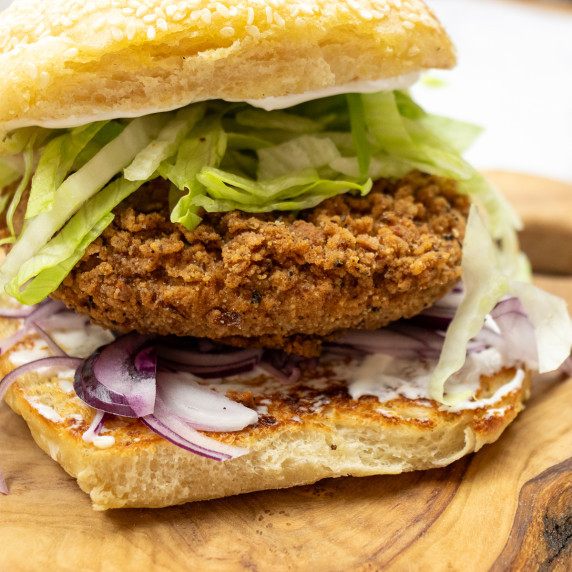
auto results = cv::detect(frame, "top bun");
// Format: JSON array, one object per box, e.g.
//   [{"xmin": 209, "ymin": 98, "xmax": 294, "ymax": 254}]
[{"xmin": 0, "ymin": 0, "xmax": 455, "ymax": 130}]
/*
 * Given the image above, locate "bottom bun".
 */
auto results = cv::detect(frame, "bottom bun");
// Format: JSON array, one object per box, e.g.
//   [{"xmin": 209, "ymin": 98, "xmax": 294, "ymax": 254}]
[{"xmin": 1, "ymin": 331, "xmax": 531, "ymax": 511}]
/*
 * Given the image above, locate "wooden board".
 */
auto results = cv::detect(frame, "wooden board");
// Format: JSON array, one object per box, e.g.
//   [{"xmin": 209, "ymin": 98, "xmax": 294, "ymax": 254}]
[{"xmin": 1, "ymin": 173, "xmax": 571, "ymax": 572}]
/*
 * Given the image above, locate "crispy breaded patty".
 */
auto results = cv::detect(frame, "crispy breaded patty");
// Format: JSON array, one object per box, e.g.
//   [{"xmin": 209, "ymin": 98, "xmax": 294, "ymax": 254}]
[{"xmin": 52, "ymin": 172, "xmax": 470, "ymax": 355}]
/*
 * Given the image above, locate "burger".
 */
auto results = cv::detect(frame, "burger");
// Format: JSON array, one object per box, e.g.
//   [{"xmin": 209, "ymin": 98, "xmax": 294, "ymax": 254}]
[{"xmin": 0, "ymin": 0, "xmax": 570, "ymax": 510}]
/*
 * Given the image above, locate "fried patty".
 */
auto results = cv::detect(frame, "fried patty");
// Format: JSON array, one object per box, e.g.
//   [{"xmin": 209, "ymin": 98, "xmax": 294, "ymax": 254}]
[{"xmin": 52, "ymin": 172, "xmax": 470, "ymax": 355}]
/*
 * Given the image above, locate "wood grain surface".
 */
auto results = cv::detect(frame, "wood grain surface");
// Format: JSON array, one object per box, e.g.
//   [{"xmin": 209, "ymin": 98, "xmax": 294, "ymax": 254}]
[{"xmin": 1, "ymin": 173, "xmax": 571, "ymax": 572}]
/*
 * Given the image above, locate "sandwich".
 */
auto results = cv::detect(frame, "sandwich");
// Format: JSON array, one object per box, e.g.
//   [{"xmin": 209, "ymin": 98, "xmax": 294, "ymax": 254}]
[{"xmin": 0, "ymin": 0, "xmax": 571, "ymax": 510}]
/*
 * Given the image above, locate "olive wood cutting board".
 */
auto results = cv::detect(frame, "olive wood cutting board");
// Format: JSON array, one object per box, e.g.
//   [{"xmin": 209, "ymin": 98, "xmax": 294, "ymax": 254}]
[{"xmin": 0, "ymin": 172, "xmax": 571, "ymax": 572}]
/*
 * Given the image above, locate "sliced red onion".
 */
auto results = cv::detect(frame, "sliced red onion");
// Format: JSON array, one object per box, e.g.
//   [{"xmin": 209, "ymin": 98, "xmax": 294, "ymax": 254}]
[
  {"xmin": 160, "ymin": 358, "xmax": 259, "ymax": 379},
  {"xmin": 0, "ymin": 300, "xmax": 68, "ymax": 356},
  {"xmin": 559, "ymin": 355, "xmax": 572, "ymax": 377},
  {"xmin": 81, "ymin": 410, "xmax": 106, "ymax": 443},
  {"xmin": 92, "ymin": 333, "xmax": 157, "ymax": 417},
  {"xmin": 0, "ymin": 328, "xmax": 29, "ymax": 356},
  {"xmin": 74, "ymin": 349, "xmax": 139, "ymax": 417},
  {"xmin": 0, "ymin": 306, "xmax": 37, "ymax": 319},
  {"xmin": 23, "ymin": 300, "xmax": 66, "ymax": 328},
  {"xmin": 36, "ymin": 313, "xmax": 91, "ymax": 330},
  {"xmin": 0, "ymin": 471, "xmax": 8, "ymax": 495},
  {"xmin": 142, "ymin": 397, "xmax": 250, "ymax": 461},
  {"xmin": 490, "ymin": 297, "xmax": 538, "ymax": 365},
  {"xmin": 156, "ymin": 371, "xmax": 258, "ymax": 432},
  {"xmin": 257, "ymin": 361, "xmax": 301, "ymax": 384},
  {"xmin": 335, "ymin": 329, "xmax": 435, "ymax": 360},
  {"xmin": 158, "ymin": 346, "xmax": 262, "ymax": 378},
  {"xmin": 0, "ymin": 356, "xmax": 83, "ymax": 402},
  {"xmin": 31, "ymin": 322, "xmax": 68, "ymax": 357}
]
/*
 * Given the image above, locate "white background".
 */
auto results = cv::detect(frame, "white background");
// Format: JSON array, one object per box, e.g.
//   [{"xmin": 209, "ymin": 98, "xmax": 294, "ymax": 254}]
[{"xmin": 1, "ymin": 0, "xmax": 571, "ymax": 182}]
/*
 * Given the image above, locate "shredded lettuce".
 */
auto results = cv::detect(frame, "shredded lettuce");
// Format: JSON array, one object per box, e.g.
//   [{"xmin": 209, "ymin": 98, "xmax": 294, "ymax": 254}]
[
  {"xmin": 0, "ymin": 115, "xmax": 161, "ymax": 291},
  {"xmin": 1, "ymin": 89, "xmax": 569, "ymax": 402},
  {"xmin": 26, "ymin": 122, "xmax": 108, "ymax": 219},
  {"xmin": 429, "ymin": 206, "xmax": 572, "ymax": 404},
  {"xmin": 0, "ymin": 133, "xmax": 37, "ymax": 245}
]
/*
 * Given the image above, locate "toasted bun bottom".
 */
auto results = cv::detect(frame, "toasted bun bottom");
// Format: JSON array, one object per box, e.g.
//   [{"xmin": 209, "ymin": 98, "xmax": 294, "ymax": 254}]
[{"xmin": 1, "ymin": 338, "xmax": 530, "ymax": 510}]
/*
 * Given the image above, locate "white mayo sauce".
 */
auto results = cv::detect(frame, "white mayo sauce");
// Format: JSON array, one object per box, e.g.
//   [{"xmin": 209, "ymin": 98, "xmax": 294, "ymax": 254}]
[
  {"xmin": 348, "ymin": 347, "xmax": 523, "ymax": 410},
  {"xmin": 3, "ymin": 73, "xmax": 422, "ymax": 130}
]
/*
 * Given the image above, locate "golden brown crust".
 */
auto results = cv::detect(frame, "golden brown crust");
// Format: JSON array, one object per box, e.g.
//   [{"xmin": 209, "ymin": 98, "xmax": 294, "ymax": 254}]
[
  {"xmin": 0, "ymin": 0, "xmax": 455, "ymax": 129},
  {"xmin": 52, "ymin": 173, "xmax": 469, "ymax": 353},
  {"xmin": 1, "ymin": 325, "xmax": 531, "ymax": 510}
]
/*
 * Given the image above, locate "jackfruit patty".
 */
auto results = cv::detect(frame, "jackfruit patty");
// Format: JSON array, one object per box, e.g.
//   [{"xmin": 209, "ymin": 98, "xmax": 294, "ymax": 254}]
[{"xmin": 52, "ymin": 172, "xmax": 470, "ymax": 355}]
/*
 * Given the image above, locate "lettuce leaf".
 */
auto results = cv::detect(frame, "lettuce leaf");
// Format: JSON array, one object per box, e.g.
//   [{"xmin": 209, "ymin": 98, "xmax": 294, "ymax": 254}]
[
  {"xmin": 429, "ymin": 206, "xmax": 572, "ymax": 404},
  {"xmin": 26, "ymin": 122, "xmax": 108, "ymax": 219},
  {"xmin": 0, "ymin": 115, "xmax": 162, "ymax": 291}
]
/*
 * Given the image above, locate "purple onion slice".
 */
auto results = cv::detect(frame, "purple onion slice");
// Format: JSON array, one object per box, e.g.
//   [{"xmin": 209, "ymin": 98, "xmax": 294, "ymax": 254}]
[
  {"xmin": 31, "ymin": 323, "xmax": 68, "ymax": 357},
  {"xmin": 158, "ymin": 346, "xmax": 262, "ymax": 378},
  {"xmin": 92, "ymin": 333, "xmax": 157, "ymax": 417},
  {"xmin": 81, "ymin": 410, "xmax": 106, "ymax": 443},
  {"xmin": 142, "ymin": 396, "xmax": 251, "ymax": 461},
  {"xmin": 74, "ymin": 349, "xmax": 139, "ymax": 417},
  {"xmin": 159, "ymin": 358, "xmax": 259, "ymax": 379},
  {"xmin": 0, "ymin": 305, "xmax": 37, "ymax": 319},
  {"xmin": 490, "ymin": 297, "xmax": 538, "ymax": 365},
  {"xmin": 335, "ymin": 329, "xmax": 432, "ymax": 360},
  {"xmin": 0, "ymin": 356, "xmax": 83, "ymax": 402},
  {"xmin": 0, "ymin": 471, "xmax": 8, "ymax": 495},
  {"xmin": 156, "ymin": 371, "xmax": 258, "ymax": 432}
]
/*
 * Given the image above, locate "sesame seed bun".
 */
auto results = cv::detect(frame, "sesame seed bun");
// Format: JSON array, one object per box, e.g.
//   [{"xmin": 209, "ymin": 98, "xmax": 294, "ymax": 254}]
[{"xmin": 0, "ymin": 0, "xmax": 455, "ymax": 130}]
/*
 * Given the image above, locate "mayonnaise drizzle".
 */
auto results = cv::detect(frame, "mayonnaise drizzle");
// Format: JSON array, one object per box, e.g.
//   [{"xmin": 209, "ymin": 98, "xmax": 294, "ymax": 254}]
[
  {"xmin": 348, "ymin": 348, "xmax": 524, "ymax": 410},
  {"xmin": 1, "ymin": 72, "xmax": 422, "ymax": 130}
]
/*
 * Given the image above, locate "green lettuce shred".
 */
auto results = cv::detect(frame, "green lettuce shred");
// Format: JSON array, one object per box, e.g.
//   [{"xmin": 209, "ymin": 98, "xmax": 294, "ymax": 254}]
[
  {"xmin": 2, "ymin": 89, "xmax": 567, "ymax": 405},
  {"xmin": 430, "ymin": 206, "xmax": 572, "ymax": 404}
]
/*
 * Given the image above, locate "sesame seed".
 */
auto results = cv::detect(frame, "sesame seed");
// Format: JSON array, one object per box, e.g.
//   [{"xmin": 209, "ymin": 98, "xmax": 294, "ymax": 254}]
[
  {"xmin": 111, "ymin": 27, "xmax": 124, "ymax": 41},
  {"xmin": 108, "ymin": 15, "xmax": 122, "ymax": 26},
  {"xmin": 266, "ymin": 6, "xmax": 273, "ymax": 24},
  {"xmin": 136, "ymin": 5, "xmax": 147, "ymax": 18},
  {"xmin": 122, "ymin": 7, "xmax": 134, "ymax": 15},
  {"xmin": 172, "ymin": 11, "xmax": 186, "ymax": 22},
  {"xmin": 273, "ymin": 12, "xmax": 285, "ymax": 27},
  {"xmin": 220, "ymin": 26, "xmax": 235, "ymax": 37},
  {"xmin": 215, "ymin": 3, "xmax": 230, "ymax": 18},
  {"xmin": 63, "ymin": 47, "xmax": 79, "ymax": 58},
  {"xmin": 166, "ymin": 5, "xmax": 177, "ymax": 17},
  {"xmin": 229, "ymin": 6, "xmax": 238, "ymax": 16},
  {"xmin": 25, "ymin": 62, "xmax": 38, "ymax": 80},
  {"xmin": 39, "ymin": 71, "xmax": 50, "ymax": 89},
  {"xmin": 246, "ymin": 24, "xmax": 260, "ymax": 37},
  {"xmin": 402, "ymin": 21, "xmax": 415, "ymax": 29},
  {"xmin": 147, "ymin": 25, "xmax": 156, "ymax": 40},
  {"xmin": 157, "ymin": 17, "xmax": 168, "ymax": 31},
  {"xmin": 61, "ymin": 16, "xmax": 73, "ymax": 28},
  {"xmin": 143, "ymin": 13, "xmax": 156, "ymax": 23},
  {"xmin": 126, "ymin": 21, "xmax": 136, "ymax": 40},
  {"xmin": 247, "ymin": 7, "xmax": 254, "ymax": 25},
  {"xmin": 93, "ymin": 17, "xmax": 106, "ymax": 31},
  {"xmin": 299, "ymin": 4, "xmax": 314, "ymax": 16},
  {"xmin": 200, "ymin": 9, "xmax": 212, "ymax": 24}
]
